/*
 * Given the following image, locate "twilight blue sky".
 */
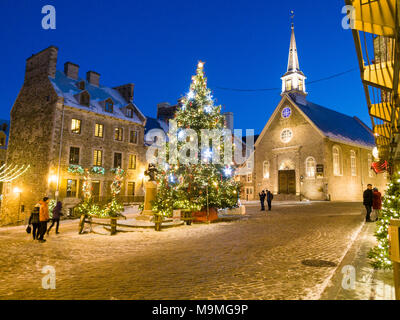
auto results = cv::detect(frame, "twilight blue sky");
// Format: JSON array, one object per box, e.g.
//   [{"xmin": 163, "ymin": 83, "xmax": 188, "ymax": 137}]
[{"xmin": 0, "ymin": 0, "xmax": 366, "ymax": 134}]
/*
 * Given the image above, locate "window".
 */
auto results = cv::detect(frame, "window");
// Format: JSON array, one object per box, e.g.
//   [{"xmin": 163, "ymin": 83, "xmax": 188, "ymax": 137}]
[
  {"xmin": 95, "ymin": 123, "xmax": 104, "ymax": 138},
  {"xmin": 129, "ymin": 130, "xmax": 138, "ymax": 144},
  {"xmin": 105, "ymin": 101, "xmax": 113, "ymax": 113},
  {"xmin": 280, "ymin": 129, "xmax": 293, "ymax": 143},
  {"xmin": 368, "ymin": 153, "xmax": 374, "ymax": 178},
  {"xmin": 93, "ymin": 150, "xmax": 103, "ymax": 166},
  {"xmin": 285, "ymin": 79, "xmax": 292, "ymax": 91},
  {"xmin": 115, "ymin": 128, "xmax": 123, "ymax": 141},
  {"xmin": 263, "ymin": 161, "xmax": 270, "ymax": 179},
  {"xmin": 299, "ymin": 80, "xmax": 304, "ymax": 91},
  {"xmin": 126, "ymin": 107, "xmax": 134, "ymax": 118},
  {"xmin": 306, "ymin": 157, "xmax": 316, "ymax": 178},
  {"xmin": 127, "ymin": 182, "xmax": 135, "ymax": 197},
  {"xmin": 247, "ymin": 173, "xmax": 252, "ymax": 182},
  {"xmin": 333, "ymin": 146, "xmax": 342, "ymax": 176},
  {"xmin": 350, "ymin": 150, "xmax": 357, "ymax": 176},
  {"xmin": 114, "ymin": 152, "xmax": 122, "ymax": 168},
  {"xmin": 78, "ymin": 81, "xmax": 85, "ymax": 90},
  {"xmin": 66, "ymin": 179, "xmax": 77, "ymax": 197},
  {"xmin": 282, "ymin": 107, "xmax": 291, "ymax": 119},
  {"xmin": 0, "ymin": 135, "xmax": 5, "ymax": 147},
  {"xmin": 71, "ymin": 119, "xmax": 81, "ymax": 134},
  {"xmin": 69, "ymin": 147, "xmax": 80, "ymax": 165},
  {"xmin": 129, "ymin": 155, "xmax": 137, "ymax": 170},
  {"xmin": 80, "ymin": 92, "xmax": 90, "ymax": 107}
]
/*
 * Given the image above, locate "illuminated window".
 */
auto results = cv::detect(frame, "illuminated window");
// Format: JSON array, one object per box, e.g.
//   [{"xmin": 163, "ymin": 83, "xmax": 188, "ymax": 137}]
[
  {"xmin": 285, "ymin": 79, "xmax": 292, "ymax": 91},
  {"xmin": 280, "ymin": 129, "xmax": 293, "ymax": 143},
  {"xmin": 66, "ymin": 179, "xmax": 77, "ymax": 197},
  {"xmin": 333, "ymin": 146, "xmax": 342, "ymax": 176},
  {"xmin": 129, "ymin": 130, "xmax": 138, "ymax": 144},
  {"xmin": 95, "ymin": 123, "xmax": 104, "ymax": 138},
  {"xmin": 299, "ymin": 80, "xmax": 304, "ymax": 91},
  {"xmin": 114, "ymin": 128, "xmax": 123, "ymax": 141},
  {"xmin": 71, "ymin": 119, "xmax": 81, "ymax": 134},
  {"xmin": 247, "ymin": 173, "xmax": 252, "ymax": 182},
  {"xmin": 93, "ymin": 150, "xmax": 103, "ymax": 166},
  {"xmin": 263, "ymin": 161, "xmax": 270, "ymax": 179},
  {"xmin": 350, "ymin": 150, "xmax": 357, "ymax": 176},
  {"xmin": 129, "ymin": 155, "xmax": 137, "ymax": 170},
  {"xmin": 306, "ymin": 157, "xmax": 316, "ymax": 178}
]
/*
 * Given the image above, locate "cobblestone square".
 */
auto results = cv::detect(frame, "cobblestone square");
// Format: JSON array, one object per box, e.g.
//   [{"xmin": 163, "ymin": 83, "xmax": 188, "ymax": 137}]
[{"xmin": 0, "ymin": 202, "xmax": 366, "ymax": 300}]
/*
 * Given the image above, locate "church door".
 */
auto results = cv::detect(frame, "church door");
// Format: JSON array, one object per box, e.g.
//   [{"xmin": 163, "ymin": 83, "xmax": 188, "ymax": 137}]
[{"xmin": 278, "ymin": 170, "xmax": 296, "ymax": 194}]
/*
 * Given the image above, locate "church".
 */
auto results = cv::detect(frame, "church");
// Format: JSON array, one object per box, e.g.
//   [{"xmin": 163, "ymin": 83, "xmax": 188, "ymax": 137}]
[{"xmin": 242, "ymin": 24, "xmax": 387, "ymax": 202}]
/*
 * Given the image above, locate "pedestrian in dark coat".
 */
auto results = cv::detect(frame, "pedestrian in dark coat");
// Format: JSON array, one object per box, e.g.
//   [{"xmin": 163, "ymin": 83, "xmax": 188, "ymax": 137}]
[
  {"xmin": 266, "ymin": 190, "xmax": 274, "ymax": 211},
  {"xmin": 38, "ymin": 197, "xmax": 50, "ymax": 242},
  {"xmin": 363, "ymin": 184, "xmax": 373, "ymax": 222},
  {"xmin": 259, "ymin": 190, "xmax": 266, "ymax": 211},
  {"xmin": 28, "ymin": 205, "xmax": 40, "ymax": 240},
  {"xmin": 47, "ymin": 201, "xmax": 62, "ymax": 235}
]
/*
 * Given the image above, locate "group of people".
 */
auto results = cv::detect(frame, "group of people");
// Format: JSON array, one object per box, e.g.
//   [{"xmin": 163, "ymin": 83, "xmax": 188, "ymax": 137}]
[
  {"xmin": 363, "ymin": 184, "xmax": 382, "ymax": 223},
  {"xmin": 28, "ymin": 197, "xmax": 63, "ymax": 243},
  {"xmin": 259, "ymin": 190, "xmax": 274, "ymax": 211}
]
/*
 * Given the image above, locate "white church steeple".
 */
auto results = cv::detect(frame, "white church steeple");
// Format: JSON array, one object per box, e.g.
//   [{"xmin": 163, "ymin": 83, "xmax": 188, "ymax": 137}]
[{"xmin": 281, "ymin": 21, "xmax": 307, "ymax": 96}]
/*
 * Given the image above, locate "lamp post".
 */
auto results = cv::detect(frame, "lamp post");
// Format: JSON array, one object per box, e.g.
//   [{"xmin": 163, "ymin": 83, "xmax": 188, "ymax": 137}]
[{"xmin": 13, "ymin": 187, "xmax": 22, "ymax": 223}]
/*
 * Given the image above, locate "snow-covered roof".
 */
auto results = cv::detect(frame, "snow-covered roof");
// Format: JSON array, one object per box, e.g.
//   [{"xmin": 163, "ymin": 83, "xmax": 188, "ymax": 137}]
[
  {"xmin": 49, "ymin": 71, "xmax": 145, "ymax": 125},
  {"xmin": 295, "ymin": 98, "xmax": 376, "ymax": 148}
]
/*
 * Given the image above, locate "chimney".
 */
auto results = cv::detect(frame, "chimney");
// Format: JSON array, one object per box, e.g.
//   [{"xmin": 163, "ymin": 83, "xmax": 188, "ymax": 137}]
[
  {"xmin": 113, "ymin": 83, "xmax": 134, "ymax": 102},
  {"xmin": 157, "ymin": 102, "xmax": 177, "ymax": 121},
  {"xmin": 86, "ymin": 71, "xmax": 100, "ymax": 87},
  {"xmin": 64, "ymin": 62, "xmax": 79, "ymax": 80},
  {"xmin": 25, "ymin": 46, "xmax": 58, "ymax": 83},
  {"xmin": 223, "ymin": 112, "xmax": 234, "ymax": 132}
]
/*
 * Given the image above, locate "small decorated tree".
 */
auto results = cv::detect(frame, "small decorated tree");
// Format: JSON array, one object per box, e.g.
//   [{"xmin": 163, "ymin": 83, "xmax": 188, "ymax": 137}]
[{"xmin": 368, "ymin": 172, "xmax": 400, "ymax": 269}]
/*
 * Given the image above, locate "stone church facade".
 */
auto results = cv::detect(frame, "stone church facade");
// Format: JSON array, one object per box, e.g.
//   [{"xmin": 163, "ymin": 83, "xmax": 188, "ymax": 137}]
[
  {"xmin": 1, "ymin": 46, "xmax": 148, "ymax": 225},
  {"xmin": 241, "ymin": 25, "xmax": 387, "ymax": 201}
]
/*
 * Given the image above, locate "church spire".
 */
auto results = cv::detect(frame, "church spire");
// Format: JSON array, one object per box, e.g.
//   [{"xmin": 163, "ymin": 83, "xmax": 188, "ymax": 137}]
[
  {"xmin": 281, "ymin": 14, "xmax": 307, "ymax": 97},
  {"xmin": 287, "ymin": 24, "xmax": 300, "ymax": 73}
]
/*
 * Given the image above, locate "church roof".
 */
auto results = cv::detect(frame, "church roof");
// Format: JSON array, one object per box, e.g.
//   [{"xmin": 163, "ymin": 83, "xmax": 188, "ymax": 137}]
[{"xmin": 294, "ymin": 97, "xmax": 376, "ymax": 148}]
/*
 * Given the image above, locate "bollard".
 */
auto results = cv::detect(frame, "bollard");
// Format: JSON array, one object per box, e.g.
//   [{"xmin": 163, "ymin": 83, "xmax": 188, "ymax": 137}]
[
  {"xmin": 110, "ymin": 218, "xmax": 117, "ymax": 235},
  {"xmin": 389, "ymin": 219, "xmax": 400, "ymax": 300}
]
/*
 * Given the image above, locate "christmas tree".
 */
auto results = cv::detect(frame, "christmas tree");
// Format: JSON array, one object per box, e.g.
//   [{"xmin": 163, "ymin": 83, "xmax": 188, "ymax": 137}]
[
  {"xmin": 151, "ymin": 61, "xmax": 241, "ymax": 217},
  {"xmin": 368, "ymin": 173, "xmax": 400, "ymax": 269}
]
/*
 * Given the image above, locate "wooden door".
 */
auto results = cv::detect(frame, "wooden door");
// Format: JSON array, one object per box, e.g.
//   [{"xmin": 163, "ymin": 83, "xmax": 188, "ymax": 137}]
[{"xmin": 279, "ymin": 170, "xmax": 296, "ymax": 194}]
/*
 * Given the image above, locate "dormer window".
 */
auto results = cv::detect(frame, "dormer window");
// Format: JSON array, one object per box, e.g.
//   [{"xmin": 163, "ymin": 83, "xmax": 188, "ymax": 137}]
[
  {"xmin": 80, "ymin": 91, "xmax": 90, "ymax": 107},
  {"xmin": 77, "ymin": 81, "xmax": 85, "ymax": 90},
  {"xmin": 105, "ymin": 100, "xmax": 114, "ymax": 113},
  {"xmin": 126, "ymin": 107, "xmax": 134, "ymax": 118}
]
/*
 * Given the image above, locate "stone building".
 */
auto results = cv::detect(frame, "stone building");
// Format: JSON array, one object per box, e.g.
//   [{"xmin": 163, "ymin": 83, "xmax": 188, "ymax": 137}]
[
  {"xmin": 241, "ymin": 25, "xmax": 387, "ymax": 201},
  {"xmin": 1, "ymin": 46, "xmax": 148, "ymax": 224}
]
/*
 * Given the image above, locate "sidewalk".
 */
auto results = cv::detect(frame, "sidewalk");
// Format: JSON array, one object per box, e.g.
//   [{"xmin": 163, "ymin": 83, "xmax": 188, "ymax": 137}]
[{"xmin": 321, "ymin": 221, "xmax": 396, "ymax": 300}]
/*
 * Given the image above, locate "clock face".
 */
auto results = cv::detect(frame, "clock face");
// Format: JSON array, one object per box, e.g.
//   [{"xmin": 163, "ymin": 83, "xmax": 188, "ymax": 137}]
[{"xmin": 282, "ymin": 107, "xmax": 292, "ymax": 119}]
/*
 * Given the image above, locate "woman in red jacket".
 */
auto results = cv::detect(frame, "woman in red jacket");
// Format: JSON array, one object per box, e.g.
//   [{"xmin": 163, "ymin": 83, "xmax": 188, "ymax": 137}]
[{"xmin": 372, "ymin": 188, "xmax": 382, "ymax": 222}]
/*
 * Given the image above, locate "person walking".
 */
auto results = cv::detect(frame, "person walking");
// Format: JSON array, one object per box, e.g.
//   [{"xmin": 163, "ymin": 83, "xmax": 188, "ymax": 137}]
[
  {"xmin": 47, "ymin": 201, "xmax": 62, "ymax": 235},
  {"xmin": 38, "ymin": 197, "xmax": 50, "ymax": 242},
  {"xmin": 259, "ymin": 190, "xmax": 266, "ymax": 211},
  {"xmin": 363, "ymin": 184, "xmax": 373, "ymax": 222},
  {"xmin": 266, "ymin": 189, "xmax": 274, "ymax": 211},
  {"xmin": 372, "ymin": 187, "xmax": 382, "ymax": 222},
  {"xmin": 28, "ymin": 205, "xmax": 40, "ymax": 240}
]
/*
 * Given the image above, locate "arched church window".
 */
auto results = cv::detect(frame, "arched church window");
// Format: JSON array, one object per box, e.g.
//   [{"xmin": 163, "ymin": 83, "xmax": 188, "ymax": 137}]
[
  {"xmin": 333, "ymin": 146, "xmax": 342, "ymax": 176},
  {"xmin": 299, "ymin": 80, "xmax": 304, "ymax": 91},
  {"xmin": 305, "ymin": 157, "xmax": 316, "ymax": 178},
  {"xmin": 350, "ymin": 150, "xmax": 357, "ymax": 176},
  {"xmin": 263, "ymin": 161, "xmax": 270, "ymax": 179}
]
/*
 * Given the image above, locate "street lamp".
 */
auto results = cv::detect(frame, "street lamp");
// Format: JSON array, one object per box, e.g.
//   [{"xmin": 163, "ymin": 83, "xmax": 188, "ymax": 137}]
[{"xmin": 13, "ymin": 187, "xmax": 22, "ymax": 222}]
